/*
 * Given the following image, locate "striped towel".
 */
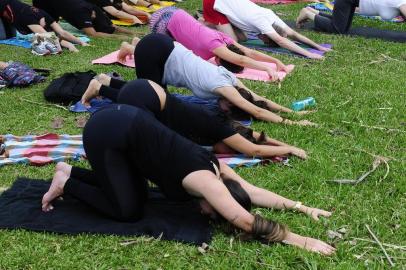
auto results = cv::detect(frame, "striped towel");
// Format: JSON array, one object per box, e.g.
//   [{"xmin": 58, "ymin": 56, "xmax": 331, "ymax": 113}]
[
  {"xmin": 0, "ymin": 134, "xmax": 85, "ymax": 167},
  {"xmin": 0, "ymin": 134, "xmax": 285, "ymax": 168},
  {"xmin": 308, "ymin": 1, "xmax": 405, "ymax": 23}
]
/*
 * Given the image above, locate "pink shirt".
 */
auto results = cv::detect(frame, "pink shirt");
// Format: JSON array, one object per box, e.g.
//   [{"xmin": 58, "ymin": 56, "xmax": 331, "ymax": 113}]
[{"xmin": 167, "ymin": 9, "xmax": 235, "ymax": 60}]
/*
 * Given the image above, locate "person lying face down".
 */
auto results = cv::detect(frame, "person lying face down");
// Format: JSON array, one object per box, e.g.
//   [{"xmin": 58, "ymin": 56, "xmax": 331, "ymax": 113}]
[
  {"xmin": 201, "ymin": 0, "xmax": 331, "ymax": 59},
  {"xmin": 41, "ymin": 104, "xmax": 335, "ymax": 255},
  {"xmin": 296, "ymin": 0, "xmax": 406, "ymax": 34},
  {"xmin": 0, "ymin": 0, "xmax": 89, "ymax": 52},
  {"xmin": 149, "ymin": 7, "xmax": 294, "ymax": 81},
  {"xmin": 32, "ymin": 0, "xmax": 138, "ymax": 39},
  {"xmin": 81, "ymin": 77, "xmax": 308, "ymax": 159},
  {"xmin": 84, "ymin": 0, "xmax": 151, "ymax": 24},
  {"xmin": 117, "ymin": 34, "xmax": 318, "ymax": 127}
]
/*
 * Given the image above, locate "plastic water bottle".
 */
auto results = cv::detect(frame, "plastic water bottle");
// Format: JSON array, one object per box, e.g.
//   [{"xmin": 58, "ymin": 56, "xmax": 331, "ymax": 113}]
[{"xmin": 291, "ymin": 97, "xmax": 316, "ymax": 111}]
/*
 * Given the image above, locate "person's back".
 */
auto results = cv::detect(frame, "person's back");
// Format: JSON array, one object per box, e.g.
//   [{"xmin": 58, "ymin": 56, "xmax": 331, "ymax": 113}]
[
  {"xmin": 213, "ymin": 0, "xmax": 282, "ymax": 35},
  {"xmin": 166, "ymin": 9, "xmax": 234, "ymax": 60},
  {"xmin": 359, "ymin": 0, "xmax": 406, "ymax": 20},
  {"xmin": 162, "ymin": 42, "xmax": 238, "ymax": 100}
]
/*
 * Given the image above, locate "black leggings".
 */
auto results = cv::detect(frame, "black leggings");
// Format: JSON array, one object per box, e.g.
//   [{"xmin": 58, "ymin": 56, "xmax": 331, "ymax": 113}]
[
  {"xmin": 64, "ymin": 106, "xmax": 148, "ymax": 221},
  {"xmin": 134, "ymin": 33, "xmax": 175, "ymax": 89},
  {"xmin": 100, "ymin": 79, "xmax": 161, "ymax": 118},
  {"xmin": 314, "ymin": 0, "xmax": 359, "ymax": 34}
]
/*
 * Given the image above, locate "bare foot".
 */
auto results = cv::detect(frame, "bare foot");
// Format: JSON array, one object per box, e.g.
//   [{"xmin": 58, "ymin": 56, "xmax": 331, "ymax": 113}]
[
  {"xmin": 118, "ymin": 42, "xmax": 135, "ymax": 62},
  {"xmin": 41, "ymin": 171, "xmax": 69, "ymax": 212},
  {"xmin": 55, "ymin": 162, "xmax": 72, "ymax": 177},
  {"xmin": 296, "ymin": 7, "xmax": 311, "ymax": 28},
  {"xmin": 81, "ymin": 79, "xmax": 102, "ymax": 107},
  {"xmin": 95, "ymin": 73, "xmax": 111, "ymax": 86}
]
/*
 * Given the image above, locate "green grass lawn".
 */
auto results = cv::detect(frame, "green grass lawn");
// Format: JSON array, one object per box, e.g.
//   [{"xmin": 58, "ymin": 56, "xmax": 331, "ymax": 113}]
[{"xmin": 0, "ymin": 1, "xmax": 405, "ymax": 269}]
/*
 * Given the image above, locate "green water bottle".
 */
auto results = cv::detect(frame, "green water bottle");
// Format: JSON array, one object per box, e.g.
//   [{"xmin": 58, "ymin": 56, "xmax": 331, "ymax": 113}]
[{"xmin": 291, "ymin": 97, "xmax": 316, "ymax": 111}]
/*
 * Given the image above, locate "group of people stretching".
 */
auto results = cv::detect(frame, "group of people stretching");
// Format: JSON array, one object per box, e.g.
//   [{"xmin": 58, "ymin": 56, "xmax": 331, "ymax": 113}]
[{"xmin": 3, "ymin": 0, "xmax": 405, "ymax": 257}]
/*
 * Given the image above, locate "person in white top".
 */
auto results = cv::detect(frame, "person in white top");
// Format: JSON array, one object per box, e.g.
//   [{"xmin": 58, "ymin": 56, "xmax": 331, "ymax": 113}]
[
  {"xmin": 202, "ymin": 0, "xmax": 330, "ymax": 59},
  {"xmin": 296, "ymin": 0, "xmax": 406, "ymax": 34}
]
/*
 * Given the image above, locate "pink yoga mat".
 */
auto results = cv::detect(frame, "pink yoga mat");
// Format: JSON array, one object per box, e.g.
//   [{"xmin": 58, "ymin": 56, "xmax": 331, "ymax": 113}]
[
  {"xmin": 92, "ymin": 51, "xmax": 294, "ymax": 82},
  {"xmin": 92, "ymin": 50, "xmax": 135, "ymax": 67}
]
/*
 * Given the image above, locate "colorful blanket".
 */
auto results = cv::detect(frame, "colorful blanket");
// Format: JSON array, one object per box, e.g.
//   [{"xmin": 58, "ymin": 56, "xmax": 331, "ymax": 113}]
[
  {"xmin": 242, "ymin": 37, "xmax": 332, "ymax": 58},
  {"xmin": 131, "ymin": 1, "xmax": 175, "ymax": 13},
  {"xmin": 0, "ymin": 134, "xmax": 85, "ymax": 167},
  {"xmin": 308, "ymin": 1, "xmax": 405, "ymax": 23},
  {"xmin": 0, "ymin": 134, "xmax": 286, "ymax": 168}
]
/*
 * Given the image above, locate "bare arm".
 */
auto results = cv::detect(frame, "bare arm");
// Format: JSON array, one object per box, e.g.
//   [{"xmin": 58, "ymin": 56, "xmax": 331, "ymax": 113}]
[
  {"xmin": 235, "ymin": 79, "xmax": 294, "ymax": 113},
  {"xmin": 219, "ymin": 161, "xmax": 331, "ymax": 220},
  {"xmin": 216, "ymin": 86, "xmax": 285, "ymax": 123},
  {"xmin": 50, "ymin": 22, "xmax": 87, "ymax": 45},
  {"xmin": 82, "ymin": 27, "xmax": 129, "ymax": 40},
  {"xmin": 284, "ymin": 27, "xmax": 328, "ymax": 52},
  {"xmin": 267, "ymin": 32, "xmax": 322, "ymax": 59},
  {"xmin": 222, "ymin": 134, "xmax": 306, "ymax": 159},
  {"xmin": 213, "ymin": 46, "xmax": 278, "ymax": 81},
  {"xmin": 233, "ymin": 42, "xmax": 291, "ymax": 72},
  {"xmin": 103, "ymin": 6, "xmax": 142, "ymax": 24},
  {"xmin": 252, "ymin": 131, "xmax": 288, "ymax": 146},
  {"xmin": 27, "ymin": 24, "xmax": 47, "ymax": 34},
  {"xmin": 122, "ymin": 2, "xmax": 151, "ymax": 18}
]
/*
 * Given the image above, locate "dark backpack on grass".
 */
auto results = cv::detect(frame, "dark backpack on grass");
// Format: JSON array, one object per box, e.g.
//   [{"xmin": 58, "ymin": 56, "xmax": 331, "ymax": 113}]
[
  {"xmin": 0, "ymin": 62, "xmax": 47, "ymax": 87},
  {"xmin": 44, "ymin": 71, "xmax": 96, "ymax": 105}
]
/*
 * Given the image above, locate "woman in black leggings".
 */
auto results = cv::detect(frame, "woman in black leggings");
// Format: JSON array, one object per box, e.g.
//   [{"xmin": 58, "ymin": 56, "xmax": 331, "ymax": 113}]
[
  {"xmin": 81, "ymin": 77, "xmax": 307, "ymax": 159},
  {"xmin": 41, "ymin": 104, "xmax": 335, "ymax": 255},
  {"xmin": 297, "ymin": 0, "xmax": 359, "ymax": 34}
]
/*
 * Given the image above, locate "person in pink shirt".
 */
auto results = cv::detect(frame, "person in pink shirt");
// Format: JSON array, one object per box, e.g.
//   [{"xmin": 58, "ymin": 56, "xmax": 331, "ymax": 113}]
[{"xmin": 150, "ymin": 7, "xmax": 293, "ymax": 81}]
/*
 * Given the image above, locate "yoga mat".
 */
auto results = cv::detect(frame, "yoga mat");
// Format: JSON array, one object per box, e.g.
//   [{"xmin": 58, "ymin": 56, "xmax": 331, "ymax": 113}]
[
  {"xmin": 0, "ymin": 178, "xmax": 212, "ymax": 245},
  {"xmin": 286, "ymin": 20, "xmax": 406, "ymax": 43},
  {"xmin": 130, "ymin": 1, "xmax": 175, "ymax": 13},
  {"xmin": 208, "ymin": 58, "xmax": 294, "ymax": 82},
  {"xmin": 0, "ymin": 33, "xmax": 90, "ymax": 49},
  {"xmin": 0, "ymin": 37, "xmax": 31, "ymax": 48},
  {"xmin": 0, "ymin": 134, "xmax": 85, "ymax": 167},
  {"xmin": 242, "ymin": 38, "xmax": 332, "ymax": 58},
  {"xmin": 92, "ymin": 50, "xmax": 135, "ymax": 67},
  {"xmin": 308, "ymin": 1, "xmax": 405, "ymax": 23},
  {"xmin": 111, "ymin": 19, "xmax": 137, "ymax": 26}
]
